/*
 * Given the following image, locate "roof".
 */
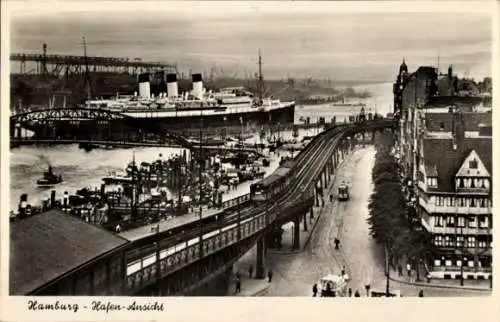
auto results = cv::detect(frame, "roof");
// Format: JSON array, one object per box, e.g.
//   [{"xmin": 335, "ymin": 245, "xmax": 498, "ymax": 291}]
[
  {"xmin": 421, "ymin": 137, "xmax": 492, "ymax": 192},
  {"xmin": 426, "ymin": 96, "xmax": 490, "ymax": 109},
  {"xmin": 424, "ymin": 112, "xmax": 492, "ymax": 132},
  {"xmin": 415, "ymin": 66, "xmax": 438, "ymax": 79},
  {"xmin": 258, "ymin": 166, "xmax": 291, "ymax": 187},
  {"xmin": 10, "ymin": 209, "xmax": 129, "ymax": 295}
]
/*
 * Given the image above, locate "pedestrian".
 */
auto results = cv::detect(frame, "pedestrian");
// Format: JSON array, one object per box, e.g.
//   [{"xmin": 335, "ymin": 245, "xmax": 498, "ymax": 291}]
[
  {"xmin": 348, "ymin": 288, "xmax": 352, "ymax": 297},
  {"xmin": 406, "ymin": 263, "xmax": 412, "ymax": 279},
  {"xmin": 334, "ymin": 238, "xmax": 340, "ymax": 250},
  {"xmin": 398, "ymin": 264, "xmax": 403, "ymax": 277},
  {"xmin": 426, "ymin": 273, "xmax": 432, "ymax": 283},
  {"xmin": 329, "ymin": 194, "xmax": 333, "ymax": 202},
  {"xmin": 365, "ymin": 284, "xmax": 371, "ymax": 297},
  {"xmin": 354, "ymin": 290, "xmax": 360, "ymax": 297},
  {"xmin": 267, "ymin": 269, "xmax": 273, "ymax": 283},
  {"xmin": 236, "ymin": 271, "xmax": 241, "ymax": 281},
  {"xmin": 248, "ymin": 265, "xmax": 254, "ymax": 278},
  {"xmin": 235, "ymin": 277, "xmax": 241, "ymax": 294},
  {"xmin": 312, "ymin": 283, "xmax": 318, "ymax": 297},
  {"xmin": 341, "ymin": 266, "xmax": 346, "ymax": 276},
  {"xmin": 418, "ymin": 290, "xmax": 424, "ymax": 297}
]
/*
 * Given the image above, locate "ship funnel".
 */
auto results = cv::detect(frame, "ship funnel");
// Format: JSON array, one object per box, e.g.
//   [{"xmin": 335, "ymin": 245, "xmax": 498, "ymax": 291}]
[
  {"xmin": 166, "ymin": 73, "xmax": 178, "ymax": 97},
  {"xmin": 192, "ymin": 73, "xmax": 203, "ymax": 100},
  {"xmin": 138, "ymin": 73, "xmax": 151, "ymax": 98}
]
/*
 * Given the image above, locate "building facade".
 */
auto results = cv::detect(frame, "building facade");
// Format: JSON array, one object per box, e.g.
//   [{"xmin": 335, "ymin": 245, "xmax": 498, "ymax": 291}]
[{"xmin": 394, "ymin": 61, "xmax": 492, "ymax": 280}]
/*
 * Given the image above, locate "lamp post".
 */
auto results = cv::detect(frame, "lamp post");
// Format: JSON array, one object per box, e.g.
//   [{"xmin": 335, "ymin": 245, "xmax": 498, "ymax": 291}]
[
  {"xmin": 460, "ymin": 256, "xmax": 467, "ymax": 286},
  {"xmin": 385, "ymin": 240, "xmax": 391, "ymax": 296},
  {"xmin": 198, "ymin": 109, "xmax": 204, "ymax": 258}
]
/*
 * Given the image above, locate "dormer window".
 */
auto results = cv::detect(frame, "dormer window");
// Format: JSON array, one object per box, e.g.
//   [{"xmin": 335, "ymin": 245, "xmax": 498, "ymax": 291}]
[
  {"xmin": 469, "ymin": 159, "xmax": 478, "ymax": 169},
  {"xmin": 427, "ymin": 177, "xmax": 437, "ymax": 187}
]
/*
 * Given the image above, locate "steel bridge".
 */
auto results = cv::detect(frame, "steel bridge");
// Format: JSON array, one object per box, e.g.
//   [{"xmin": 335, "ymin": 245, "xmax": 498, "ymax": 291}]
[
  {"xmin": 11, "ymin": 51, "xmax": 177, "ymax": 77},
  {"xmin": 9, "ymin": 107, "xmax": 265, "ymax": 156},
  {"xmin": 10, "ymin": 119, "xmax": 397, "ymax": 296}
]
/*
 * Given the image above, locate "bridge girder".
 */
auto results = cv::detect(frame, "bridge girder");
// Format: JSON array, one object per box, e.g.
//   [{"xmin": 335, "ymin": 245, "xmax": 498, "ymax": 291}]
[{"xmin": 10, "ymin": 107, "xmax": 128, "ymax": 126}]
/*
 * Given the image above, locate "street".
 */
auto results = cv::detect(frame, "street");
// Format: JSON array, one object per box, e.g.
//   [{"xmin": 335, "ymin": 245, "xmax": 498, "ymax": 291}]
[{"xmin": 261, "ymin": 147, "xmax": 490, "ymax": 297}]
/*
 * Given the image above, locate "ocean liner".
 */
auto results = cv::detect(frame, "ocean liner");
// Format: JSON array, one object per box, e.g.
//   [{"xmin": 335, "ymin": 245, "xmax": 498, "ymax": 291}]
[{"xmin": 19, "ymin": 53, "xmax": 295, "ymax": 141}]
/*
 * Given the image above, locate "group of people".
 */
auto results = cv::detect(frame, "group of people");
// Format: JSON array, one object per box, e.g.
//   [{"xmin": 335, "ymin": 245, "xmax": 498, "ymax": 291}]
[{"xmin": 312, "ymin": 284, "xmax": 361, "ymax": 297}]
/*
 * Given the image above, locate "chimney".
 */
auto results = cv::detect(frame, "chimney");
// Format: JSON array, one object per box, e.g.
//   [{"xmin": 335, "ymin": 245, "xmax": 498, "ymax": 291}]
[
  {"xmin": 192, "ymin": 73, "xmax": 203, "ymax": 100},
  {"xmin": 451, "ymin": 109, "xmax": 465, "ymax": 149},
  {"xmin": 138, "ymin": 73, "xmax": 151, "ymax": 98},
  {"xmin": 166, "ymin": 73, "xmax": 178, "ymax": 97}
]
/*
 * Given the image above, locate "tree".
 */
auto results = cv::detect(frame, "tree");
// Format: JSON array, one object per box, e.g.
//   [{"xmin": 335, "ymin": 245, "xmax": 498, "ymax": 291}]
[{"xmin": 367, "ymin": 130, "xmax": 434, "ymax": 268}]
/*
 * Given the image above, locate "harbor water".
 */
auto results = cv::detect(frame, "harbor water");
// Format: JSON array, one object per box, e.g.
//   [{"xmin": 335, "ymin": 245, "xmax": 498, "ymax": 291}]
[{"xmin": 9, "ymin": 88, "xmax": 393, "ymax": 212}]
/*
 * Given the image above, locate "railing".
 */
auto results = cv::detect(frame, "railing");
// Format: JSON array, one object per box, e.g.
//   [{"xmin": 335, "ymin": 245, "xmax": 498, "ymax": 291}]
[
  {"xmin": 429, "ymin": 226, "xmax": 491, "ymax": 236},
  {"xmin": 418, "ymin": 197, "xmax": 492, "ymax": 215},
  {"xmin": 432, "ymin": 266, "xmax": 492, "ymax": 273},
  {"xmin": 221, "ymin": 194, "xmax": 251, "ymax": 210},
  {"xmin": 124, "ymin": 199, "xmax": 312, "ymax": 292}
]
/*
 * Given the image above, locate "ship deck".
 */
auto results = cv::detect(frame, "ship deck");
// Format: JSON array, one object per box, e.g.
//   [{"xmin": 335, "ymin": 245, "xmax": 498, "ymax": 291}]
[{"xmin": 121, "ymin": 102, "xmax": 294, "ymax": 118}]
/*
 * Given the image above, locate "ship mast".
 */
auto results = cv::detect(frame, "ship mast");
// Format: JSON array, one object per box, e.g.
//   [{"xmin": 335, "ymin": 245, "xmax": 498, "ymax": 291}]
[
  {"xmin": 257, "ymin": 49, "xmax": 264, "ymax": 104},
  {"xmin": 82, "ymin": 36, "xmax": 92, "ymax": 101}
]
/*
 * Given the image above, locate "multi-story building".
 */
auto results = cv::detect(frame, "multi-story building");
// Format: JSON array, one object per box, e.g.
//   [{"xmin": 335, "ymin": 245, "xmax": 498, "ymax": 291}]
[{"xmin": 394, "ymin": 61, "xmax": 493, "ymax": 280}]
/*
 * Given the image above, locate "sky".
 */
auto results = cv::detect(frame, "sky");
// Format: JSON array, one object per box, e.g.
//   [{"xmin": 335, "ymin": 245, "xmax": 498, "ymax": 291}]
[{"xmin": 6, "ymin": 1, "xmax": 494, "ymax": 83}]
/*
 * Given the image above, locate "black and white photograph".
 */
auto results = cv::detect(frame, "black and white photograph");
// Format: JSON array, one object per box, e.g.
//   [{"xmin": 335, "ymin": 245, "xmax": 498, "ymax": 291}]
[{"xmin": 2, "ymin": 0, "xmax": 495, "ymax": 306}]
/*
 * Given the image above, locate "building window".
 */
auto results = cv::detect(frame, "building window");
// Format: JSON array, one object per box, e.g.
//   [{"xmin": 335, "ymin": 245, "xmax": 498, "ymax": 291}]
[
  {"xmin": 464, "ymin": 178, "xmax": 471, "ymax": 188},
  {"xmin": 469, "ymin": 159, "xmax": 478, "ymax": 169},
  {"xmin": 437, "ymin": 197, "xmax": 444, "ymax": 206},
  {"xmin": 456, "ymin": 178, "xmax": 463, "ymax": 188},
  {"xmin": 434, "ymin": 235, "xmax": 443, "ymax": 246},
  {"xmin": 468, "ymin": 216, "xmax": 477, "ymax": 228},
  {"xmin": 434, "ymin": 259, "xmax": 441, "ymax": 266},
  {"xmin": 445, "ymin": 260, "xmax": 452, "ymax": 267},
  {"xmin": 484, "ymin": 179, "xmax": 490, "ymax": 190},
  {"xmin": 479, "ymin": 216, "xmax": 489, "ymax": 228},
  {"xmin": 456, "ymin": 236, "xmax": 464, "ymax": 247},
  {"xmin": 457, "ymin": 216, "xmax": 466, "ymax": 227},
  {"xmin": 435, "ymin": 216, "xmax": 444, "ymax": 227},
  {"xmin": 478, "ymin": 239, "xmax": 487, "ymax": 248},
  {"xmin": 446, "ymin": 216, "xmax": 455, "ymax": 227},
  {"xmin": 458, "ymin": 198, "xmax": 466, "ymax": 207},
  {"xmin": 470, "ymin": 198, "xmax": 476, "ymax": 207},
  {"xmin": 467, "ymin": 236, "xmax": 476, "ymax": 248},
  {"xmin": 444, "ymin": 235, "xmax": 454, "ymax": 247},
  {"xmin": 446, "ymin": 197, "xmax": 454, "ymax": 207},
  {"xmin": 440, "ymin": 122, "xmax": 445, "ymax": 130}
]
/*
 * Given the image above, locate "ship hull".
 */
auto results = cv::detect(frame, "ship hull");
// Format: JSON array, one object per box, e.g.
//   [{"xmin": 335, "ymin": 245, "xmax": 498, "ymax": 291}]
[{"xmin": 17, "ymin": 103, "xmax": 295, "ymax": 142}]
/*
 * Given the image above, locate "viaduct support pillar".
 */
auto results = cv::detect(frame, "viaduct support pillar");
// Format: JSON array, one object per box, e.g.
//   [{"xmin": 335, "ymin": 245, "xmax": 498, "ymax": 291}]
[
  {"xmin": 303, "ymin": 210, "xmax": 308, "ymax": 231},
  {"xmin": 293, "ymin": 217, "xmax": 300, "ymax": 250},
  {"xmin": 256, "ymin": 237, "xmax": 266, "ymax": 279}
]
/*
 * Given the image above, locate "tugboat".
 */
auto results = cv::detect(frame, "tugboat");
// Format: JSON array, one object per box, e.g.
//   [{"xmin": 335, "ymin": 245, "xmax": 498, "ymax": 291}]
[{"xmin": 36, "ymin": 165, "xmax": 63, "ymax": 187}]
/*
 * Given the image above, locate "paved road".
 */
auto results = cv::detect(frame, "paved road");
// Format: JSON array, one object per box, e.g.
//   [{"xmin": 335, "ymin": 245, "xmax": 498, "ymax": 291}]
[{"xmin": 263, "ymin": 147, "xmax": 490, "ymax": 297}]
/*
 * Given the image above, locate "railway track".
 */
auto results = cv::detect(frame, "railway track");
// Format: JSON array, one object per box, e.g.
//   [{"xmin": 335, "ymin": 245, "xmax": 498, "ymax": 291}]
[{"xmin": 125, "ymin": 124, "xmax": 351, "ymax": 273}]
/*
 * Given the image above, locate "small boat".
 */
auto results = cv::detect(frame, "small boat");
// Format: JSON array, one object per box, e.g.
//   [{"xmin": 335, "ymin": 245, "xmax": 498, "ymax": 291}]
[
  {"xmin": 36, "ymin": 165, "xmax": 63, "ymax": 187},
  {"xmin": 102, "ymin": 171, "xmax": 134, "ymax": 185}
]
